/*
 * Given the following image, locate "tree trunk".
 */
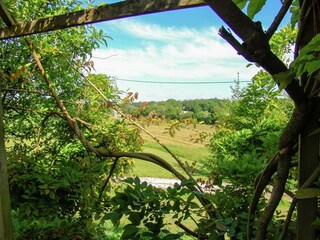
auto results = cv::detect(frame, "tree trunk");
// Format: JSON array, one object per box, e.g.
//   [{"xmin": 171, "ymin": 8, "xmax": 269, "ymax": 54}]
[
  {"xmin": 297, "ymin": 108, "xmax": 319, "ymax": 239},
  {"xmin": 0, "ymin": 91, "xmax": 13, "ymax": 240},
  {"xmin": 297, "ymin": 0, "xmax": 320, "ymax": 239}
]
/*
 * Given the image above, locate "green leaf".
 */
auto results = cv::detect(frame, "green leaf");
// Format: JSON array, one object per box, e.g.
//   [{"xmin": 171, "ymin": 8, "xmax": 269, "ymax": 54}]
[
  {"xmin": 291, "ymin": 33, "xmax": 320, "ymax": 77},
  {"xmin": 300, "ymin": 33, "xmax": 320, "ymax": 54},
  {"xmin": 309, "ymin": 128, "xmax": 320, "ymax": 136},
  {"xmin": 305, "ymin": 60, "xmax": 320, "ymax": 76},
  {"xmin": 106, "ymin": 211, "xmax": 123, "ymax": 225},
  {"xmin": 128, "ymin": 212, "xmax": 143, "ymax": 225},
  {"xmin": 49, "ymin": 191, "xmax": 56, "ymax": 199},
  {"xmin": 247, "ymin": 0, "xmax": 266, "ymax": 19},
  {"xmin": 122, "ymin": 224, "xmax": 139, "ymax": 239},
  {"xmin": 273, "ymin": 70, "xmax": 294, "ymax": 90},
  {"xmin": 25, "ymin": 207, "xmax": 31, "ymax": 216},
  {"xmin": 290, "ymin": 0, "xmax": 299, "ymax": 28},
  {"xmin": 296, "ymin": 188, "xmax": 320, "ymax": 199},
  {"xmin": 163, "ymin": 233, "xmax": 183, "ymax": 240},
  {"xmin": 233, "ymin": 0, "xmax": 248, "ymax": 9}
]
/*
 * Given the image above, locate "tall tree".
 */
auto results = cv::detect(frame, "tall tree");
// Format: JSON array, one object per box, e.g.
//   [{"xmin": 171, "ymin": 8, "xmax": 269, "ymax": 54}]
[
  {"xmin": 294, "ymin": 0, "xmax": 320, "ymax": 239},
  {"xmin": 204, "ymin": 0, "xmax": 320, "ymax": 239}
]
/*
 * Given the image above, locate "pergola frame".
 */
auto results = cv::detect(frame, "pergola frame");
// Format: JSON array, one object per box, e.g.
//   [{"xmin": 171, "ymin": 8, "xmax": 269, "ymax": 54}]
[
  {"xmin": 0, "ymin": 1, "xmax": 318, "ymax": 240},
  {"xmin": 0, "ymin": 0, "xmax": 206, "ymax": 39}
]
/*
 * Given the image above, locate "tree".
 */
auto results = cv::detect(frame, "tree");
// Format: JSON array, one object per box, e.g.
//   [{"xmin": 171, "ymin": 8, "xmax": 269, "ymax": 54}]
[
  {"xmin": 0, "ymin": 1, "xmax": 142, "ymax": 238},
  {"xmin": 205, "ymin": 0, "xmax": 319, "ymax": 239}
]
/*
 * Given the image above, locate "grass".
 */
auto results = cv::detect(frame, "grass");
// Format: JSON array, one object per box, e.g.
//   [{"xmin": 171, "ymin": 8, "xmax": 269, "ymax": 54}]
[{"xmin": 130, "ymin": 123, "xmax": 214, "ymax": 179}]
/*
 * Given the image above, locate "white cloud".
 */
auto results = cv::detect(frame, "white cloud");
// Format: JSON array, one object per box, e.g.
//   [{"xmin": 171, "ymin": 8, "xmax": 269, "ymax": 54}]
[{"xmin": 92, "ymin": 19, "xmax": 259, "ymax": 101}]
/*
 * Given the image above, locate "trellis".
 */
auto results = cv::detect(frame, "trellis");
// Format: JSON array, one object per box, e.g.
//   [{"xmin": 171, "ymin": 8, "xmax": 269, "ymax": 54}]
[{"xmin": 0, "ymin": 0, "xmax": 319, "ymax": 240}]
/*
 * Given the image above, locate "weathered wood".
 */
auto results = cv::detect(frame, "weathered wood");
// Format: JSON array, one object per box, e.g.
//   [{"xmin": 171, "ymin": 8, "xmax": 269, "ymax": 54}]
[
  {"xmin": 297, "ymin": 112, "xmax": 319, "ymax": 240},
  {"xmin": 0, "ymin": 1, "xmax": 14, "ymax": 26},
  {"xmin": 0, "ymin": 90, "xmax": 13, "ymax": 240},
  {"xmin": 296, "ymin": 0, "xmax": 320, "ymax": 238},
  {"xmin": 0, "ymin": 0, "xmax": 206, "ymax": 40}
]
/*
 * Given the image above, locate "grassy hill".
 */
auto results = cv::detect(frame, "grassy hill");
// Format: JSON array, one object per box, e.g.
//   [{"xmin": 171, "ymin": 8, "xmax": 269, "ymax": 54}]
[{"xmin": 130, "ymin": 123, "xmax": 214, "ymax": 179}]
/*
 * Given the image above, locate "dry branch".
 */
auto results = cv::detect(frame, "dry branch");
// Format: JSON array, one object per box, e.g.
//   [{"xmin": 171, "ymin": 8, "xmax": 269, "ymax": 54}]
[{"xmin": 280, "ymin": 165, "xmax": 320, "ymax": 239}]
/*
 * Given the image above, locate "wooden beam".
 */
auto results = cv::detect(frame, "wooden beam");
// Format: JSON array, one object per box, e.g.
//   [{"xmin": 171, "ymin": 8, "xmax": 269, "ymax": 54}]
[
  {"xmin": 0, "ymin": 2, "xmax": 14, "ymax": 238},
  {"xmin": 0, "ymin": 0, "xmax": 15, "ymax": 26},
  {"xmin": 0, "ymin": 0, "xmax": 206, "ymax": 40}
]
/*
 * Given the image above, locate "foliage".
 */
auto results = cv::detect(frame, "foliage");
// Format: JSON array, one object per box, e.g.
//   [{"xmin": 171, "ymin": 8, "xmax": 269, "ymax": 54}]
[
  {"xmin": 233, "ymin": 0, "xmax": 266, "ymax": 19},
  {"xmin": 202, "ymin": 75, "xmax": 291, "ymax": 238},
  {"xmin": 200, "ymin": 24, "xmax": 298, "ymax": 239},
  {"xmin": 0, "ymin": 0, "xmax": 142, "ymax": 238},
  {"xmin": 123, "ymin": 98, "xmax": 229, "ymax": 125},
  {"xmin": 103, "ymin": 177, "xmax": 221, "ymax": 240}
]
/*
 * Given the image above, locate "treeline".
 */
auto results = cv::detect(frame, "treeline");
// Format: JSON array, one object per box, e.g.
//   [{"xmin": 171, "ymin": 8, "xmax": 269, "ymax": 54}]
[{"xmin": 122, "ymin": 98, "xmax": 230, "ymax": 124}]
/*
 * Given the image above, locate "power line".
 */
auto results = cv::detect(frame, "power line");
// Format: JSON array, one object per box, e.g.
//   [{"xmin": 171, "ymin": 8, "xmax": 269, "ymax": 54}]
[
  {"xmin": 92, "ymin": 54, "xmax": 119, "ymax": 60},
  {"xmin": 115, "ymin": 78, "xmax": 251, "ymax": 85}
]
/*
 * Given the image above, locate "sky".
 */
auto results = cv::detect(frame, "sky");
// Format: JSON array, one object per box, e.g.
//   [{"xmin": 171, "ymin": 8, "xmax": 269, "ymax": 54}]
[{"xmin": 91, "ymin": 0, "xmax": 290, "ymax": 101}]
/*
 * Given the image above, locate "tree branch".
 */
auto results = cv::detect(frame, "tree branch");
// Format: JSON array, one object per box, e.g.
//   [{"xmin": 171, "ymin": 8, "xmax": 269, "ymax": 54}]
[
  {"xmin": 280, "ymin": 165, "xmax": 320, "ymax": 240},
  {"xmin": 99, "ymin": 157, "xmax": 119, "ymax": 199},
  {"xmin": 219, "ymin": 27, "xmax": 256, "ymax": 62},
  {"xmin": 67, "ymin": 58, "xmax": 206, "ymax": 196},
  {"xmin": 35, "ymin": 111, "xmax": 62, "ymax": 156},
  {"xmin": 25, "ymin": 36, "xmax": 217, "ymax": 220},
  {"xmin": 257, "ymin": 146, "xmax": 292, "ymax": 240},
  {"xmin": 205, "ymin": 0, "xmax": 308, "ymax": 107},
  {"xmin": 1, "ymin": 88, "xmax": 52, "ymax": 97},
  {"xmin": 175, "ymin": 221, "xmax": 199, "ymax": 238},
  {"xmin": 266, "ymin": 0, "xmax": 293, "ymax": 40}
]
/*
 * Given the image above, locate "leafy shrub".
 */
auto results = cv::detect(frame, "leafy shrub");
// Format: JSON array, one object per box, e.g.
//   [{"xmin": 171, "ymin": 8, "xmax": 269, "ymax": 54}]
[{"xmin": 102, "ymin": 177, "xmax": 216, "ymax": 240}]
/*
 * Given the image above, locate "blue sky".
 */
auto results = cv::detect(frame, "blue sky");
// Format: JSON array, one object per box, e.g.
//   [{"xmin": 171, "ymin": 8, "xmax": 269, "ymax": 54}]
[{"xmin": 91, "ymin": 0, "xmax": 290, "ymax": 101}]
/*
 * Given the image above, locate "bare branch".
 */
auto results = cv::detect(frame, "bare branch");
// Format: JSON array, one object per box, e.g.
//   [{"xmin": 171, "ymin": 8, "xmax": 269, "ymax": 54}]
[
  {"xmin": 35, "ymin": 111, "xmax": 62, "ymax": 156},
  {"xmin": 175, "ymin": 221, "xmax": 199, "ymax": 238},
  {"xmin": 1, "ymin": 88, "xmax": 52, "ymax": 97},
  {"xmin": 266, "ymin": 0, "xmax": 293, "ymax": 40},
  {"xmin": 99, "ymin": 157, "xmax": 119, "ymax": 199},
  {"xmin": 219, "ymin": 26, "xmax": 256, "ymax": 62},
  {"xmin": 205, "ymin": 0, "xmax": 308, "ymax": 108},
  {"xmin": 280, "ymin": 165, "xmax": 320, "ymax": 239},
  {"xmin": 25, "ymin": 36, "xmax": 217, "ymax": 219},
  {"xmin": 257, "ymin": 146, "xmax": 292, "ymax": 240}
]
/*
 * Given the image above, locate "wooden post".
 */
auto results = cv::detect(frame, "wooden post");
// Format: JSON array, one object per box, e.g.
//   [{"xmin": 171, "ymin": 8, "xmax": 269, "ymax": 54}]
[
  {"xmin": 297, "ymin": 104, "xmax": 319, "ymax": 240},
  {"xmin": 296, "ymin": 0, "xmax": 320, "ymax": 237},
  {"xmin": 0, "ymin": 90, "xmax": 13, "ymax": 239}
]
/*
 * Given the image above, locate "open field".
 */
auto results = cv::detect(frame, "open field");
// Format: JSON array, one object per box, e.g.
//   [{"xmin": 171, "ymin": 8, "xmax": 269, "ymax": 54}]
[{"xmin": 130, "ymin": 123, "xmax": 214, "ymax": 178}]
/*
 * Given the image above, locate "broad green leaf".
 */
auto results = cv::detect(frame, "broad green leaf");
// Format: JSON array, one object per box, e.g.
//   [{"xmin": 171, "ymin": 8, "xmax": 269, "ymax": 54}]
[
  {"xmin": 290, "ymin": 0, "xmax": 299, "ymax": 28},
  {"xmin": 309, "ymin": 128, "xmax": 320, "ymax": 137},
  {"xmin": 291, "ymin": 33, "xmax": 320, "ymax": 77},
  {"xmin": 296, "ymin": 188, "xmax": 320, "ymax": 199},
  {"xmin": 128, "ymin": 212, "xmax": 143, "ymax": 225},
  {"xmin": 122, "ymin": 224, "xmax": 139, "ymax": 239},
  {"xmin": 25, "ymin": 207, "xmax": 31, "ymax": 216},
  {"xmin": 49, "ymin": 191, "xmax": 55, "ymax": 199},
  {"xmin": 233, "ymin": 0, "xmax": 248, "ymax": 9},
  {"xmin": 247, "ymin": 0, "xmax": 266, "ymax": 19},
  {"xmin": 305, "ymin": 60, "xmax": 320, "ymax": 76},
  {"xmin": 300, "ymin": 33, "xmax": 320, "ymax": 54},
  {"xmin": 163, "ymin": 233, "xmax": 183, "ymax": 240},
  {"xmin": 273, "ymin": 70, "xmax": 294, "ymax": 90}
]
